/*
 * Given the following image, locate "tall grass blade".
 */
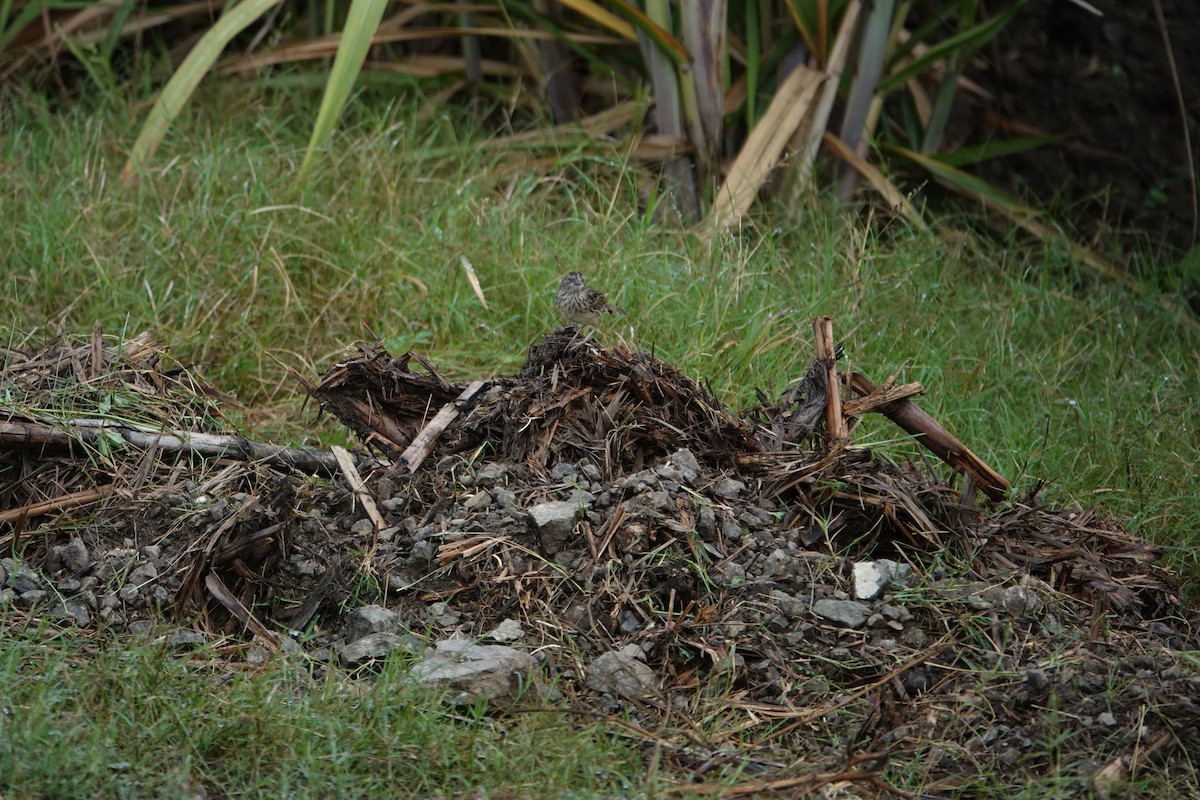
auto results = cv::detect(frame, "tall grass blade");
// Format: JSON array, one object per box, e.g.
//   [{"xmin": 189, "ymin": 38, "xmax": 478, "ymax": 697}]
[
  {"xmin": 880, "ymin": 2, "xmax": 1023, "ymax": 93},
  {"xmin": 680, "ymin": 0, "xmax": 726, "ymax": 170},
  {"xmin": 297, "ymin": 0, "xmax": 388, "ymax": 179},
  {"xmin": 836, "ymin": 0, "xmax": 893, "ymax": 200},
  {"xmin": 707, "ymin": 64, "xmax": 824, "ymax": 234},
  {"xmin": 640, "ymin": 0, "xmax": 698, "ymax": 220},
  {"xmin": 610, "ymin": 0, "xmax": 690, "ymax": 65},
  {"xmin": 558, "ymin": 0, "xmax": 636, "ymax": 39},
  {"xmin": 936, "ymin": 134, "xmax": 1061, "ymax": 168},
  {"xmin": 122, "ymin": 0, "xmax": 283, "ymax": 181},
  {"xmin": 792, "ymin": 0, "xmax": 860, "ymax": 192}
]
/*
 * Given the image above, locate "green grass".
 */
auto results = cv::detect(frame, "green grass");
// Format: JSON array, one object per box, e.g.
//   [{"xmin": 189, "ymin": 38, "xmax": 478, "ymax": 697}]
[
  {"xmin": 2, "ymin": 84, "xmax": 1199, "ymax": 795},
  {"xmin": 0, "ymin": 619, "xmax": 641, "ymax": 798}
]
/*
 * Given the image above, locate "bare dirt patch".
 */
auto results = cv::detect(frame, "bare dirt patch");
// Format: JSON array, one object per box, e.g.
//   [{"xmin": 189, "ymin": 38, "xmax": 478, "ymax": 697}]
[{"xmin": 2, "ymin": 329, "xmax": 1198, "ymax": 795}]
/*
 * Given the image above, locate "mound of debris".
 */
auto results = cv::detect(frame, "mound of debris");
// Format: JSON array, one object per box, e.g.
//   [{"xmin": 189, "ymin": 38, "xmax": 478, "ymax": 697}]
[{"xmin": 1, "ymin": 327, "xmax": 1197, "ymax": 795}]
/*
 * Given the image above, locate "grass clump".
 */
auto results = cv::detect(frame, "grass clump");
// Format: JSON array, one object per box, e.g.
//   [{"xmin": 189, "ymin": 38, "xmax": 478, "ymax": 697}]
[{"xmin": 0, "ymin": 620, "xmax": 641, "ymax": 798}]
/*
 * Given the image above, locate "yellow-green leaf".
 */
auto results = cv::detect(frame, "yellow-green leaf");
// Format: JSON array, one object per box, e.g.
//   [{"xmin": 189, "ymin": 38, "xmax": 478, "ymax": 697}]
[
  {"xmin": 298, "ymin": 0, "xmax": 389, "ymax": 180},
  {"xmin": 122, "ymin": 0, "xmax": 283, "ymax": 180}
]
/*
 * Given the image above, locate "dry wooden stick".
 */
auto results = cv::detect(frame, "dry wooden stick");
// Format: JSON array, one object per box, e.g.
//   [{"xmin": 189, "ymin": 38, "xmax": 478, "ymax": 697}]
[
  {"xmin": 842, "ymin": 380, "xmax": 924, "ymax": 416},
  {"xmin": 399, "ymin": 380, "xmax": 486, "ymax": 471},
  {"xmin": 0, "ymin": 485, "xmax": 112, "ymax": 525},
  {"xmin": 848, "ymin": 372, "xmax": 1010, "ymax": 501},
  {"xmin": 331, "ymin": 444, "xmax": 386, "ymax": 536},
  {"xmin": 204, "ymin": 572, "xmax": 279, "ymax": 651},
  {"xmin": 0, "ymin": 418, "xmax": 382, "ymax": 476}
]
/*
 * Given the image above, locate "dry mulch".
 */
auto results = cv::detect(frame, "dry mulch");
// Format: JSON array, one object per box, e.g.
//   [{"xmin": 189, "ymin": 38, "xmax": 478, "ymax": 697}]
[{"xmin": 2, "ymin": 327, "xmax": 1198, "ymax": 796}]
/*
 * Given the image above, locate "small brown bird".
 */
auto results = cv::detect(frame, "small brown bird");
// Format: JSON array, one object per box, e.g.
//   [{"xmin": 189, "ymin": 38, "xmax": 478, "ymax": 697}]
[{"xmin": 556, "ymin": 271, "xmax": 625, "ymax": 327}]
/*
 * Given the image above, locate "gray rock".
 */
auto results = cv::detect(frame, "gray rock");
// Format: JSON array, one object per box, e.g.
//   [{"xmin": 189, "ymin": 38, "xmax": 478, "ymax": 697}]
[
  {"xmin": 493, "ymin": 487, "xmax": 519, "ymax": 509},
  {"xmin": 50, "ymin": 538, "xmax": 90, "ymax": 574},
  {"xmin": 484, "ymin": 618, "xmax": 524, "ymax": 642},
  {"xmin": 475, "ymin": 463, "xmax": 508, "ymax": 487},
  {"xmin": 168, "ymin": 630, "xmax": 208, "ymax": 650},
  {"xmin": 339, "ymin": 632, "xmax": 420, "ymax": 666},
  {"xmin": 760, "ymin": 548, "xmax": 795, "ymax": 579},
  {"xmin": 410, "ymin": 639, "xmax": 538, "ymax": 704},
  {"xmin": 696, "ymin": 506, "xmax": 717, "ymax": 540},
  {"xmin": 528, "ymin": 501, "xmax": 580, "ymax": 553},
  {"xmin": 616, "ymin": 470, "xmax": 659, "ymax": 492},
  {"xmin": 15, "ymin": 590, "xmax": 48, "ymax": 608},
  {"xmin": 463, "ymin": 490, "xmax": 492, "ymax": 511},
  {"xmin": 345, "ymin": 604, "xmax": 402, "ymax": 641},
  {"xmin": 9, "ymin": 570, "xmax": 42, "ymax": 594},
  {"xmin": 429, "ymin": 601, "xmax": 461, "ymax": 627},
  {"xmin": 140, "ymin": 545, "xmax": 163, "ymax": 563},
  {"xmin": 667, "ymin": 448, "xmax": 700, "ymax": 482},
  {"xmin": 721, "ymin": 519, "xmax": 744, "ymax": 541},
  {"xmin": 128, "ymin": 562, "xmax": 158, "ymax": 584},
  {"xmin": 853, "ymin": 561, "xmax": 888, "ymax": 600},
  {"xmin": 580, "ymin": 462, "xmax": 602, "ymax": 482},
  {"xmin": 769, "ymin": 589, "xmax": 806, "ymax": 618},
  {"xmin": 586, "ymin": 646, "xmax": 657, "ymax": 700},
  {"xmin": 654, "ymin": 463, "xmax": 686, "ymax": 484},
  {"xmin": 57, "ymin": 578, "xmax": 83, "ymax": 593},
  {"xmin": 408, "ymin": 540, "xmax": 436, "ymax": 565},
  {"xmin": 0, "ymin": 560, "xmax": 7, "ymax": 587},
  {"xmin": 56, "ymin": 600, "xmax": 91, "ymax": 627},
  {"xmin": 812, "ymin": 598, "xmax": 872, "ymax": 629},
  {"xmin": 1002, "ymin": 586, "xmax": 1043, "ymax": 618},
  {"xmin": 551, "ymin": 462, "xmax": 578, "ymax": 480},
  {"xmin": 350, "ymin": 518, "xmax": 375, "ymax": 536},
  {"xmin": 714, "ymin": 478, "xmax": 746, "ymax": 500}
]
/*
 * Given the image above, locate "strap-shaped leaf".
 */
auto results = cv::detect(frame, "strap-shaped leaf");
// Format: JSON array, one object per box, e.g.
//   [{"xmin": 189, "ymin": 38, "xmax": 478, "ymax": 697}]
[{"xmin": 299, "ymin": 0, "xmax": 389, "ymax": 179}]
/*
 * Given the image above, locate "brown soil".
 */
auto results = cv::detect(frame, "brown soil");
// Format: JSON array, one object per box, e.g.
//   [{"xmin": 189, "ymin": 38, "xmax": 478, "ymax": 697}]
[{"xmin": 2, "ymin": 330, "xmax": 1199, "ymax": 796}]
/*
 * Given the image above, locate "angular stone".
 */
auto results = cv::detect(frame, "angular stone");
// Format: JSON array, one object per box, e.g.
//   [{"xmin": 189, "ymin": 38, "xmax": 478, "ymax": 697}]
[
  {"xmin": 812, "ymin": 598, "xmax": 872, "ymax": 629},
  {"xmin": 475, "ymin": 463, "xmax": 508, "ymax": 486},
  {"xmin": 50, "ymin": 538, "xmax": 90, "ymax": 574},
  {"xmin": 168, "ymin": 630, "xmax": 208, "ymax": 650},
  {"xmin": 586, "ymin": 646, "xmax": 657, "ymax": 700},
  {"xmin": 484, "ymin": 618, "xmax": 523, "ymax": 642},
  {"xmin": 463, "ymin": 491, "xmax": 492, "ymax": 511},
  {"xmin": 527, "ymin": 501, "xmax": 580, "ymax": 554},
  {"xmin": 128, "ymin": 562, "xmax": 158, "ymax": 584},
  {"xmin": 853, "ymin": 561, "xmax": 887, "ymax": 600},
  {"xmin": 714, "ymin": 478, "xmax": 746, "ymax": 500},
  {"xmin": 666, "ymin": 448, "xmax": 700, "ymax": 483},
  {"xmin": 344, "ymin": 604, "xmax": 402, "ymax": 641},
  {"xmin": 339, "ymin": 632, "xmax": 420, "ymax": 666},
  {"xmin": 410, "ymin": 639, "xmax": 538, "ymax": 704}
]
